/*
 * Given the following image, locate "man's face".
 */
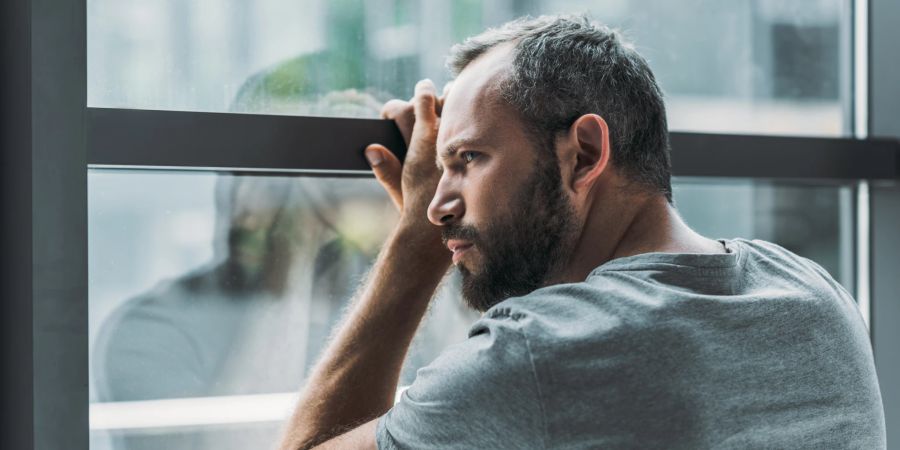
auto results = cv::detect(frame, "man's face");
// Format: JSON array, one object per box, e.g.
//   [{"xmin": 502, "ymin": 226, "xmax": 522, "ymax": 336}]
[
  {"xmin": 226, "ymin": 180, "xmax": 286, "ymax": 285},
  {"xmin": 430, "ymin": 46, "xmax": 579, "ymax": 312}
]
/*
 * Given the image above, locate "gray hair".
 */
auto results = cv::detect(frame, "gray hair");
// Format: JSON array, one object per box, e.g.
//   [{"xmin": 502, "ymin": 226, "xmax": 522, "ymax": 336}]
[{"xmin": 447, "ymin": 14, "xmax": 672, "ymax": 202}]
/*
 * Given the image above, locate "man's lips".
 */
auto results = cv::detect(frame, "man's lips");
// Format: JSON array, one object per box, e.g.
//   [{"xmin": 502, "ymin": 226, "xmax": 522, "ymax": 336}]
[{"xmin": 446, "ymin": 239, "xmax": 474, "ymax": 264}]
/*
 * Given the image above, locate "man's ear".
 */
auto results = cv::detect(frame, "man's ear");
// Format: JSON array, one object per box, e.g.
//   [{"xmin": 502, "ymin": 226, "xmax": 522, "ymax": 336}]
[{"xmin": 569, "ymin": 114, "xmax": 611, "ymax": 193}]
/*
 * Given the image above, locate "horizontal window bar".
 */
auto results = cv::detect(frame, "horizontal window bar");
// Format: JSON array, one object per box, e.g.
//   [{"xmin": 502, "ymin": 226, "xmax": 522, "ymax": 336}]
[
  {"xmin": 87, "ymin": 108, "xmax": 900, "ymax": 179},
  {"xmin": 87, "ymin": 108, "xmax": 407, "ymax": 172},
  {"xmin": 670, "ymin": 132, "xmax": 898, "ymax": 179},
  {"xmin": 89, "ymin": 388, "xmax": 411, "ymax": 431}
]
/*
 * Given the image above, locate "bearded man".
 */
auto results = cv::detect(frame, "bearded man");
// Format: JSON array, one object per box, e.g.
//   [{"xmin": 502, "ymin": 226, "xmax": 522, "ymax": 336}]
[{"xmin": 279, "ymin": 15, "xmax": 885, "ymax": 450}]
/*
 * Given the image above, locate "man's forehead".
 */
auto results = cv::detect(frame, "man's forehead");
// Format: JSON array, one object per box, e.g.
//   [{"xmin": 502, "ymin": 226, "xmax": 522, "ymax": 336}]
[{"xmin": 439, "ymin": 44, "xmax": 516, "ymax": 146}]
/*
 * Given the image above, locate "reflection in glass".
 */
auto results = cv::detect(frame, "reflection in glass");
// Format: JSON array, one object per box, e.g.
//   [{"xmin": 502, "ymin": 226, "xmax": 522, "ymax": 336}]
[
  {"xmin": 88, "ymin": 0, "xmax": 847, "ymax": 135},
  {"xmin": 88, "ymin": 171, "xmax": 479, "ymax": 449}
]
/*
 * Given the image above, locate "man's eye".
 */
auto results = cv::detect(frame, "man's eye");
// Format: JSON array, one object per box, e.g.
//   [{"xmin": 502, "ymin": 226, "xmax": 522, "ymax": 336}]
[{"xmin": 461, "ymin": 151, "xmax": 478, "ymax": 163}]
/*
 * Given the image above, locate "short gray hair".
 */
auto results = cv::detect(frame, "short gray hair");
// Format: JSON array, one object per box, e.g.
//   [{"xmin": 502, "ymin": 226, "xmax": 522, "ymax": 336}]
[{"xmin": 447, "ymin": 14, "xmax": 672, "ymax": 202}]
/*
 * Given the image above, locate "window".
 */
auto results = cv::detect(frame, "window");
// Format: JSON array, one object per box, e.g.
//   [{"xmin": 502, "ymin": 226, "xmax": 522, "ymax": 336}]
[
  {"xmin": 89, "ymin": 171, "xmax": 478, "ymax": 448},
  {"xmin": 89, "ymin": 0, "xmax": 848, "ymax": 135},
  {"xmin": 85, "ymin": 1, "xmax": 880, "ymax": 449},
  {"xmin": 674, "ymin": 179, "xmax": 856, "ymax": 288}
]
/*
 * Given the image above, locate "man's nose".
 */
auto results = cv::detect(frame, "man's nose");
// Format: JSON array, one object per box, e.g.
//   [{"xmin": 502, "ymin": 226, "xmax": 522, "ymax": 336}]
[{"xmin": 427, "ymin": 182, "xmax": 464, "ymax": 226}]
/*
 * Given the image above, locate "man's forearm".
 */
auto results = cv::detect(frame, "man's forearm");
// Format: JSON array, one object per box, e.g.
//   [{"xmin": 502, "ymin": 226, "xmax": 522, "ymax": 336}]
[{"xmin": 280, "ymin": 223, "xmax": 450, "ymax": 450}]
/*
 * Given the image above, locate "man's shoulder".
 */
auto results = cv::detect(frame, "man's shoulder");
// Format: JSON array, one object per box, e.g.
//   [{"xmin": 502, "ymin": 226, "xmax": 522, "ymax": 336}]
[
  {"xmin": 477, "ymin": 238, "xmax": 856, "ymax": 345},
  {"xmin": 494, "ymin": 279, "xmax": 647, "ymax": 313},
  {"xmin": 731, "ymin": 238, "xmax": 855, "ymax": 303},
  {"xmin": 476, "ymin": 281, "xmax": 656, "ymax": 348},
  {"xmin": 727, "ymin": 238, "xmax": 833, "ymax": 278}
]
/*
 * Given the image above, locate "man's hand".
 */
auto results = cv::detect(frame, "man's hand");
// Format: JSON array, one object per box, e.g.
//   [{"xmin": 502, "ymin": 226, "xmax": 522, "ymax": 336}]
[
  {"xmin": 364, "ymin": 79, "xmax": 447, "ymax": 226},
  {"xmin": 279, "ymin": 80, "xmax": 456, "ymax": 450}
]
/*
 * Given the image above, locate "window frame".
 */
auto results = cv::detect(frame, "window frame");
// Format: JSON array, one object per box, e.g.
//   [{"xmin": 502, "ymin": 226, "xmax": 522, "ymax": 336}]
[
  {"xmin": 87, "ymin": 107, "xmax": 899, "ymax": 179},
  {"xmin": 869, "ymin": 0, "xmax": 900, "ymax": 443},
  {"xmin": 3, "ymin": 0, "xmax": 900, "ymax": 448}
]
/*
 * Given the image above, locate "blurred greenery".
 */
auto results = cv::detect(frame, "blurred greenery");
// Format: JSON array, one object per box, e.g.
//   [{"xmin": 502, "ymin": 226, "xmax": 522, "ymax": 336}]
[
  {"xmin": 232, "ymin": 0, "xmax": 499, "ymax": 115},
  {"xmin": 452, "ymin": 0, "xmax": 485, "ymax": 42}
]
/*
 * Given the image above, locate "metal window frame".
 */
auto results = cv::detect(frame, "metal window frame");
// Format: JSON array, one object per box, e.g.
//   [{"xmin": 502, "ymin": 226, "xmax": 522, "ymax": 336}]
[
  {"xmin": 3, "ymin": 0, "xmax": 900, "ymax": 449},
  {"xmin": 2, "ymin": 0, "xmax": 87, "ymax": 449},
  {"xmin": 87, "ymin": 107, "xmax": 899, "ymax": 178},
  {"xmin": 868, "ymin": 0, "xmax": 900, "ymax": 444}
]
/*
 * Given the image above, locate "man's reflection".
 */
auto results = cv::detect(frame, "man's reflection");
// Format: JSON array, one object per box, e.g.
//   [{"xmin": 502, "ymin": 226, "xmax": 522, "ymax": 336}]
[
  {"xmin": 93, "ymin": 52, "xmax": 479, "ymax": 448},
  {"xmin": 92, "ymin": 176, "xmax": 369, "ymax": 448},
  {"xmin": 220, "ymin": 177, "xmax": 292, "ymax": 297},
  {"xmin": 93, "ymin": 174, "xmax": 478, "ymax": 449}
]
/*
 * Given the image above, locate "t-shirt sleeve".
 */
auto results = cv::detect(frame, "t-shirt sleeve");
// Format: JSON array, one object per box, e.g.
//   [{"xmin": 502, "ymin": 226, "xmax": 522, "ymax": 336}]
[
  {"xmin": 376, "ymin": 311, "xmax": 546, "ymax": 450},
  {"xmin": 93, "ymin": 296, "xmax": 208, "ymax": 401}
]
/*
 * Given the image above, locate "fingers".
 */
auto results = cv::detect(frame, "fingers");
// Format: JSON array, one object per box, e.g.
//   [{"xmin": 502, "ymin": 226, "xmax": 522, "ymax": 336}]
[
  {"xmin": 364, "ymin": 144, "xmax": 404, "ymax": 211},
  {"xmin": 436, "ymin": 81, "xmax": 453, "ymax": 117},
  {"xmin": 380, "ymin": 98, "xmax": 409, "ymax": 119},
  {"xmin": 381, "ymin": 79, "xmax": 451, "ymax": 146},
  {"xmin": 406, "ymin": 79, "xmax": 440, "ymax": 166},
  {"xmin": 381, "ymin": 99, "xmax": 414, "ymax": 147},
  {"xmin": 370, "ymin": 80, "xmax": 448, "ymax": 219},
  {"xmin": 412, "ymin": 79, "xmax": 439, "ymax": 130}
]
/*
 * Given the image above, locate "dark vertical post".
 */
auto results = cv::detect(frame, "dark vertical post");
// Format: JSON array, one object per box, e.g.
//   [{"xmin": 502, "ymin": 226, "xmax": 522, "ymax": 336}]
[
  {"xmin": 869, "ymin": 0, "xmax": 900, "ymax": 445},
  {"xmin": 31, "ymin": 0, "xmax": 88, "ymax": 447},
  {"xmin": 1, "ymin": 0, "xmax": 88, "ymax": 448},
  {"xmin": 0, "ymin": 0, "xmax": 34, "ymax": 448}
]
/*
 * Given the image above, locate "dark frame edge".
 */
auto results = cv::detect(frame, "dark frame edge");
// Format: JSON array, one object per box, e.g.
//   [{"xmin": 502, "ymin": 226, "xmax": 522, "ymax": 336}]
[
  {"xmin": 31, "ymin": 0, "xmax": 88, "ymax": 448},
  {"xmin": 0, "ymin": 0, "xmax": 34, "ymax": 448},
  {"xmin": 87, "ymin": 107, "xmax": 900, "ymax": 180},
  {"xmin": 869, "ymin": 0, "xmax": 900, "ymax": 445}
]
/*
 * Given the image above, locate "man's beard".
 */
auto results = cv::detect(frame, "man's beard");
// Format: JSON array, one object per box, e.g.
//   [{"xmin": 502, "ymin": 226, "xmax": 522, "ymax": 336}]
[{"xmin": 443, "ymin": 157, "xmax": 578, "ymax": 312}]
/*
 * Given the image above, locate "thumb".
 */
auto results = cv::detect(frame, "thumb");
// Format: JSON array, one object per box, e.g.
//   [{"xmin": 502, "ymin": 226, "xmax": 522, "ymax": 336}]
[{"xmin": 364, "ymin": 144, "xmax": 403, "ymax": 210}]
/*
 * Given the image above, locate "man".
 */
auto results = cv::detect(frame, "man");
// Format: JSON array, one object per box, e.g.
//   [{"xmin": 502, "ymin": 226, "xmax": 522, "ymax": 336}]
[{"xmin": 279, "ymin": 15, "xmax": 885, "ymax": 449}]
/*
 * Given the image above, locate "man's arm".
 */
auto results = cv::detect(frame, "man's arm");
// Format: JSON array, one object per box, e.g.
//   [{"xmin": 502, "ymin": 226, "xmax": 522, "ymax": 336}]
[{"xmin": 279, "ymin": 79, "xmax": 449, "ymax": 450}]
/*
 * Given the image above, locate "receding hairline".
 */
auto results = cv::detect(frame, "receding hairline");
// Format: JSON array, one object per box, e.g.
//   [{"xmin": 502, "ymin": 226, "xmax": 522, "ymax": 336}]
[
  {"xmin": 446, "ymin": 41, "xmax": 517, "ymax": 107},
  {"xmin": 448, "ymin": 37, "xmax": 521, "ymax": 76},
  {"xmin": 445, "ymin": 39, "xmax": 522, "ymax": 132},
  {"xmin": 443, "ymin": 14, "xmax": 674, "ymax": 202}
]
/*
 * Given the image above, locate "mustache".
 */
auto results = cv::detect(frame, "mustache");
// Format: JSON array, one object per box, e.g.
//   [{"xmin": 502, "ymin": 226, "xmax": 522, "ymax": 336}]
[{"xmin": 441, "ymin": 224, "xmax": 480, "ymax": 246}]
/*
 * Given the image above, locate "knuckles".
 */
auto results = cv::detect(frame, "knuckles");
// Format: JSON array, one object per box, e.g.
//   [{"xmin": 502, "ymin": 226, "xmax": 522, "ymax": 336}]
[
  {"xmin": 381, "ymin": 88, "xmax": 439, "ymax": 124},
  {"xmin": 380, "ymin": 99, "xmax": 413, "ymax": 121},
  {"xmin": 414, "ymin": 91, "xmax": 436, "ymax": 108}
]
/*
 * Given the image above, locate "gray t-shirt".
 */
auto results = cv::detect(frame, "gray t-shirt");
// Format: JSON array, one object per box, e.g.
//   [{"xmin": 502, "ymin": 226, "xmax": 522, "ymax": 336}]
[{"xmin": 376, "ymin": 238, "xmax": 885, "ymax": 449}]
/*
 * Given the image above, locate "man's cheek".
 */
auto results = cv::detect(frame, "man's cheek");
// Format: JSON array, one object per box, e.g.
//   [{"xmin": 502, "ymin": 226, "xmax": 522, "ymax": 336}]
[{"xmin": 470, "ymin": 182, "xmax": 510, "ymax": 217}]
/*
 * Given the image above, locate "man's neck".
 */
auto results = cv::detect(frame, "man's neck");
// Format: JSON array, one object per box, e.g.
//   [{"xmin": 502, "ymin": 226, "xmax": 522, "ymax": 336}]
[{"xmin": 559, "ymin": 194, "xmax": 725, "ymax": 284}]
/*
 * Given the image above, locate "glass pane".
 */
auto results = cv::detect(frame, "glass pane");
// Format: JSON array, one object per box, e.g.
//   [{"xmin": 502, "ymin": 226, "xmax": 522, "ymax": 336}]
[
  {"xmin": 88, "ymin": 170, "xmax": 479, "ymax": 449},
  {"xmin": 88, "ymin": 0, "xmax": 847, "ymax": 136},
  {"xmin": 89, "ymin": 169, "xmax": 855, "ymax": 449},
  {"xmin": 673, "ymin": 178, "xmax": 855, "ymax": 291}
]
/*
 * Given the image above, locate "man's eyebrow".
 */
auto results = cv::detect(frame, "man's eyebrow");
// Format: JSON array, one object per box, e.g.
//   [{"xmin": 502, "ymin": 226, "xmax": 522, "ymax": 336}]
[
  {"xmin": 438, "ymin": 138, "xmax": 484, "ymax": 159},
  {"xmin": 436, "ymin": 138, "xmax": 482, "ymax": 171}
]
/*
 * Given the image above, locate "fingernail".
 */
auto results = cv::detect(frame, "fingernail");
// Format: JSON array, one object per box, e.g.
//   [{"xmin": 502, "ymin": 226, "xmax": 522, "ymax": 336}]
[
  {"xmin": 365, "ymin": 147, "xmax": 384, "ymax": 166},
  {"xmin": 418, "ymin": 78, "xmax": 436, "ymax": 91}
]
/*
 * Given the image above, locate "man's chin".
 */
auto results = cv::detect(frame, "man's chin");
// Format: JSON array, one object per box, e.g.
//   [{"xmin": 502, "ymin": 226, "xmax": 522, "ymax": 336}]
[
  {"xmin": 456, "ymin": 267, "xmax": 502, "ymax": 312},
  {"xmin": 454, "ymin": 255, "xmax": 483, "ymax": 276}
]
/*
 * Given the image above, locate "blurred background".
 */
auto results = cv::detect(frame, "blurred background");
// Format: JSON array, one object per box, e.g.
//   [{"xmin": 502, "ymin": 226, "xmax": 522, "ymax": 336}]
[{"xmin": 86, "ymin": 1, "xmax": 861, "ymax": 449}]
